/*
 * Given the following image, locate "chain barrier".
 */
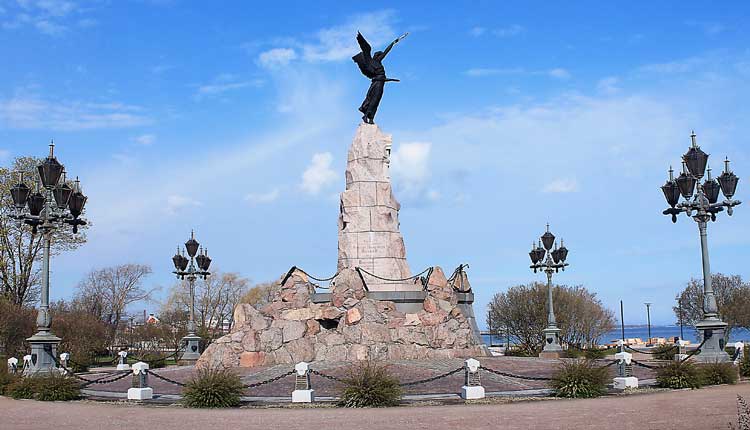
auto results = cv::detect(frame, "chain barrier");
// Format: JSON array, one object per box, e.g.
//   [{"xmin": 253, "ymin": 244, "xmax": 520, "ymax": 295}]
[
  {"xmin": 600, "ymin": 360, "xmax": 619, "ymax": 368},
  {"xmin": 481, "ymin": 367, "xmax": 553, "ymax": 381},
  {"xmin": 624, "ymin": 344, "xmax": 678, "ymax": 355},
  {"xmin": 631, "ymin": 359, "xmax": 658, "ymax": 370},
  {"xmin": 356, "ymin": 266, "xmax": 433, "ymax": 283},
  {"xmin": 680, "ymin": 338, "xmax": 707, "ymax": 363},
  {"xmin": 310, "ymin": 369, "xmax": 344, "ymax": 382},
  {"xmin": 146, "ymin": 369, "xmax": 186, "ymax": 387},
  {"xmin": 399, "ymin": 367, "xmax": 464, "ymax": 387},
  {"xmin": 731, "ymin": 348, "xmax": 742, "ymax": 362},
  {"xmin": 243, "ymin": 370, "xmax": 296, "ymax": 389},
  {"xmin": 51, "ymin": 355, "xmax": 131, "ymax": 386},
  {"xmin": 446, "ymin": 264, "xmax": 471, "ymax": 292}
]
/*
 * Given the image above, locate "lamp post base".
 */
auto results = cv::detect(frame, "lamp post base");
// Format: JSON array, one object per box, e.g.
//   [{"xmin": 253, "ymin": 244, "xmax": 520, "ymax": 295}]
[
  {"xmin": 693, "ymin": 319, "xmax": 730, "ymax": 362},
  {"xmin": 25, "ymin": 331, "xmax": 61, "ymax": 376},
  {"xmin": 179, "ymin": 333, "xmax": 202, "ymax": 364},
  {"xmin": 539, "ymin": 326, "xmax": 563, "ymax": 358}
]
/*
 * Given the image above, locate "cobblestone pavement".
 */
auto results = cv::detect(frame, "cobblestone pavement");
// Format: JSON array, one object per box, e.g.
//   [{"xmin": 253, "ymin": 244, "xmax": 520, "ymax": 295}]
[
  {"xmin": 2, "ymin": 382, "xmax": 748, "ymax": 430},
  {"xmin": 83, "ymin": 356, "xmax": 656, "ymax": 397}
]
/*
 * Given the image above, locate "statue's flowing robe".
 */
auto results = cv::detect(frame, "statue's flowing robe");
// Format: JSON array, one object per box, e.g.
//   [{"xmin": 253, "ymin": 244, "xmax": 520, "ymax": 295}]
[{"xmin": 353, "ymin": 52, "xmax": 395, "ymax": 121}]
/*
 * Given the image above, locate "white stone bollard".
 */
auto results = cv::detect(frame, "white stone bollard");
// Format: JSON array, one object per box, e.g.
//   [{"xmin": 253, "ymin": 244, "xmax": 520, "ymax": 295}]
[
  {"xmin": 7, "ymin": 357, "xmax": 18, "ymax": 374},
  {"xmin": 291, "ymin": 362, "xmax": 314, "ymax": 403},
  {"xmin": 127, "ymin": 362, "xmax": 153, "ymax": 400},
  {"xmin": 461, "ymin": 358, "xmax": 485, "ymax": 400},
  {"xmin": 613, "ymin": 351, "xmax": 638, "ymax": 389},
  {"xmin": 22, "ymin": 355, "xmax": 32, "ymax": 373},
  {"xmin": 675, "ymin": 339, "xmax": 690, "ymax": 362},
  {"xmin": 733, "ymin": 341, "xmax": 745, "ymax": 365},
  {"xmin": 59, "ymin": 353, "xmax": 70, "ymax": 374},
  {"xmin": 117, "ymin": 350, "xmax": 130, "ymax": 371}
]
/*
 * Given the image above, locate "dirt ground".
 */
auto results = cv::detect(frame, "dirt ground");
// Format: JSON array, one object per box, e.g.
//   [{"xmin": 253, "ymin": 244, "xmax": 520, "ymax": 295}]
[{"xmin": 1, "ymin": 382, "xmax": 748, "ymax": 430}]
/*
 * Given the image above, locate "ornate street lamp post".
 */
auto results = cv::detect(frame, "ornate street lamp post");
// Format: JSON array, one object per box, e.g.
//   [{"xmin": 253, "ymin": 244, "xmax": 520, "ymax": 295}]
[
  {"xmin": 660, "ymin": 131, "xmax": 741, "ymax": 362},
  {"xmin": 172, "ymin": 231, "xmax": 212, "ymax": 363},
  {"xmin": 528, "ymin": 224, "xmax": 569, "ymax": 358},
  {"xmin": 6, "ymin": 143, "xmax": 87, "ymax": 374}
]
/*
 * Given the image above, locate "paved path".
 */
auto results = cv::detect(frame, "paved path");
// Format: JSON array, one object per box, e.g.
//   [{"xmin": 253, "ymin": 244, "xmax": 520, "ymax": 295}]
[{"xmin": 2, "ymin": 382, "xmax": 748, "ymax": 430}]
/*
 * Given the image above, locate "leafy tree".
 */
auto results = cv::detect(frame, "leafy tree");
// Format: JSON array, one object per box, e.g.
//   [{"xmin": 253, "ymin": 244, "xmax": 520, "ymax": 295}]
[
  {"xmin": 487, "ymin": 282, "xmax": 615, "ymax": 354},
  {"xmin": 50, "ymin": 300, "xmax": 110, "ymax": 369},
  {"xmin": 673, "ymin": 273, "xmax": 750, "ymax": 340},
  {"xmin": 0, "ymin": 156, "xmax": 88, "ymax": 306}
]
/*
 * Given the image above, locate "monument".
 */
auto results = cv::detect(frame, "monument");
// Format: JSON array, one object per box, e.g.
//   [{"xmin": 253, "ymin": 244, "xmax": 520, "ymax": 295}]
[{"xmin": 197, "ymin": 32, "xmax": 487, "ymax": 369}]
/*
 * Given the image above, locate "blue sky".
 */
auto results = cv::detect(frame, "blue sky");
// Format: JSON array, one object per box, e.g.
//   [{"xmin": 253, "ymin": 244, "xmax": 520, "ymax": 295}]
[{"xmin": 1, "ymin": 1, "xmax": 749, "ymax": 326}]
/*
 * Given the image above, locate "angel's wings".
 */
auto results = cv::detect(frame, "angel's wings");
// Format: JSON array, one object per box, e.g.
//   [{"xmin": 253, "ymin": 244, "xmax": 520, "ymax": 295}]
[
  {"xmin": 352, "ymin": 31, "xmax": 376, "ymax": 79},
  {"xmin": 356, "ymin": 31, "xmax": 372, "ymax": 59}
]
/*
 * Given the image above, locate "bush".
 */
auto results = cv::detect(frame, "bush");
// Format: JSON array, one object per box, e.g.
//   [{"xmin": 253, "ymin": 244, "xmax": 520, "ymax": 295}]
[
  {"xmin": 339, "ymin": 361, "xmax": 402, "ymax": 407},
  {"xmin": 6, "ymin": 373, "xmax": 80, "ymax": 401},
  {"xmin": 182, "ymin": 367, "xmax": 244, "ymax": 408},
  {"xmin": 34, "ymin": 373, "xmax": 81, "ymax": 401},
  {"xmin": 550, "ymin": 359, "xmax": 609, "ymax": 398},
  {"xmin": 698, "ymin": 361, "xmax": 738, "ymax": 386},
  {"xmin": 131, "ymin": 351, "xmax": 168, "ymax": 369},
  {"xmin": 741, "ymin": 346, "xmax": 750, "ymax": 378},
  {"xmin": 656, "ymin": 361, "xmax": 703, "ymax": 389},
  {"xmin": 653, "ymin": 344, "xmax": 678, "ymax": 361},
  {"xmin": 0, "ymin": 360, "xmax": 20, "ymax": 395},
  {"xmin": 566, "ymin": 347, "xmax": 606, "ymax": 359}
]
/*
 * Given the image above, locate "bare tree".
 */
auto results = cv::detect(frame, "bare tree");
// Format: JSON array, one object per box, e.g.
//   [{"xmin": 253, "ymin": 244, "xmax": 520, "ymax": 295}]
[
  {"xmin": 487, "ymin": 282, "xmax": 615, "ymax": 354},
  {"xmin": 673, "ymin": 273, "xmax": 750, "ymax": 340},
  {"xmin": 75, "ymin": 264, "xmax": 155, "ymax": 335},
  {"xmin": 240, "ymin": 281, "xmax": 275, "ymax": 308},
  {"xmin": 0, "ymin": 157, "xmax": 88, "ymax": 305},
  {"xmin": 164, "ymin": 270, "xmax": 249, "ymax": 337}
]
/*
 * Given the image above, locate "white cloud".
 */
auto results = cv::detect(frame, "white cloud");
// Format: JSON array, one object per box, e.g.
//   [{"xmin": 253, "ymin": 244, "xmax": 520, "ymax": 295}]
[
  {"xmin": 542, "ymin": 178, "xmax": 579, "ymax": 193},
  {"xmin": 493, "ymin": 24, "xmax": 524, "ymax": 37},
  {"xmin": 300, "ymin": 152, "xmax": 337, "ymax": 195},
  {"xmin": 465, "ymin": 67, "xmax": 524, "ymax": 77},
  {"xmin": 35, "ymin": 19, "xmax": 65, "ymax": 35},
  {"xmin": 258, "ymin": 48, "xmax": 297, "ymax": 69},
  {"xmin": 245, "ymin": 188, "xmax": 280, "ymax": 204},
  {"xmin": 304, "ymin": 10, "xmax": 397, "ymax": 62},
  {"xmin": 547, "ymin": 68, "xmax": 571, "ymax": 80},
  {"xmin": 165, "ymin": 194, "xmax": 202, "ymax": 214},
  {"xmin": 469, "ymin": 26, "xmax": 486, "ymax": 37},
  {"xmin": 0, "ymin": 149, "xmax": 10, "ymax": 160},
  {"xmin": 597, "ymin": 76, "xmax": 620, "ymax": 95},
  {"xmin": 134, "ymin": 134, "xmax": 156, "ymax": 146},
  {"xmin": 195, "ymin": 74, "xmax": 263, "ymax": 99},
  {"xmin": 3, "ymin": 0, "xmax": 90, "ymax": 36},
  {"xmin": 390, "ymin": 141, "xmax": 431, "ymax": 197},
  {"xmin": 0, "ymin": 95, "xmax": 151, "ymax": 130}
]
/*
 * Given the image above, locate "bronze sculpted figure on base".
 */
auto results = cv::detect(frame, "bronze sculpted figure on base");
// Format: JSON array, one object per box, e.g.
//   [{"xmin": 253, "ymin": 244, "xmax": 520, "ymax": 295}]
[{"xmin": 352, "ymin": 31, "xmax": 408, "ymax": 124}]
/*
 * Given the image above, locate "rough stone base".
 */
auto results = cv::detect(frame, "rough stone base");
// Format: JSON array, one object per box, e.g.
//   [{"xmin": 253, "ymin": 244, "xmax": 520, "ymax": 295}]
[{"xmin": 198, "ymin": 266, "xmax": 487, "ymax": 368}]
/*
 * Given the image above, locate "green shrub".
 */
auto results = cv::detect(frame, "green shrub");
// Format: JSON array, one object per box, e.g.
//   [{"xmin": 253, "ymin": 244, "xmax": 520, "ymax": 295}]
[
  {"xmin": 131, "ymin": 351, "xmax": 167, "ymax": 369},
  {"xmin": 741, "ymin": 346, "xmax": 750, "ymax": 378},
  {"xmin": 0, "ymin": 360, "xmax": 20, "ymax": 395},
  {"xmin": 34, "ymin": 373, "xmax": 81, "ymax": 401},
  {"xmin": 653, "ymin": 344, "xmax": 678, "ymax": 361},
  {"xmin": 550, "ymin": 359, "xmax": 609, "ymax": 398},
  {"xmin": 7, "ymin": 377, "xmax": 38, "ymax": 399},
  {"xmin": 182, "ymin": 367, "xmax": 244, "ymax": 408},
  {"xmin": 698, "ymin": 361, "xmax": 738, "ymax": 386},
  {"xmin": 6, "ymin": 373, "xmax": 80, "ymax": 401},
  {"xmin": 566, "ymin": 347, "xmax": 606, "ymax": 360},
  {"xmin": 656, "ymin": 361, "xmax": 703, "ymax": 389},
  {"xmin": 339, "ymin": 361, "xmax": 402, "ymax": 408}
]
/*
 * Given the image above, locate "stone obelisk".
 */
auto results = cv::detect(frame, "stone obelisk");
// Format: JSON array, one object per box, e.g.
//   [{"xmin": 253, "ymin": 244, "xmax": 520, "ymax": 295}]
[{"xmin": 337, "ymin": 123, "xmax": 417, "ymax": 291}]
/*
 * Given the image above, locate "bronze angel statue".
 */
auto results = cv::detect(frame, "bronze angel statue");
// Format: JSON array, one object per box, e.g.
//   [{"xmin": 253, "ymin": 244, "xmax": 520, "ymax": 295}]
[{"xmin": 352, "ymin": 31, "xmax": 408, "ymax": 124}]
